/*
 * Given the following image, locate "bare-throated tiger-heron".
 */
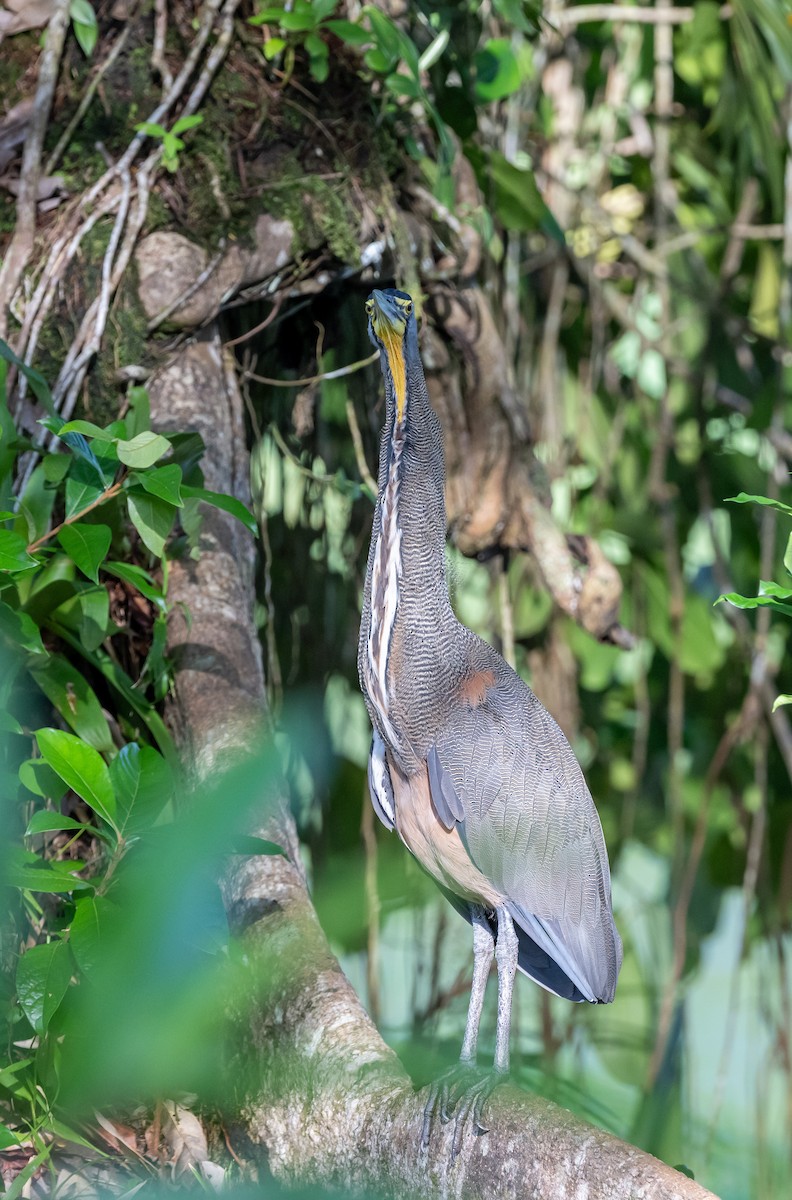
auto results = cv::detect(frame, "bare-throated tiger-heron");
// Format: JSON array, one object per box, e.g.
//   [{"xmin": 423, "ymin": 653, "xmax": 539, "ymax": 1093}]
[{"xmin": 358, "ymin": 287, "xmax": 622, "ymax": 1152}]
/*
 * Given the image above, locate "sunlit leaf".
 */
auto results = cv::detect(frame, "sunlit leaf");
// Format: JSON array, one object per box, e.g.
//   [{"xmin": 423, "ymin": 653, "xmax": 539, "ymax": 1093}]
[
  {"xmin": 35, "ymin": 728, "xmax": 116, "ymax": 829},
  {"xmin": 127, "ymin": 492, "xmax": 177, "ymax": 557},
  {"xmin": 116, "ymin": 431, "xmax": 171, "ymax": 469}
]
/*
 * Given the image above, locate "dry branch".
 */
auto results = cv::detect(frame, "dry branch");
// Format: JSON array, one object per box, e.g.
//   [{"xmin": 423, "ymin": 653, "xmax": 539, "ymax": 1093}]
[{"xmin": 146, "ymin": 329, "xmax": 717, "ymax": 1200}]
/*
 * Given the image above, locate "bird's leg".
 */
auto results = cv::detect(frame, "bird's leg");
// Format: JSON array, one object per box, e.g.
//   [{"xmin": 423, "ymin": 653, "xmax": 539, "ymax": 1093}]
[
  {"xmin": 459, "ymin": 906, "xmax": 495, "ymax": 1064},
  {"xmin": 440, "ymin": 906, "xmax": 518, "ymax": 1154},
  {"xmin": 493, "ymin": 904, "xmax": 519, "ymax": 1074},
  {"xmin": 421, "ymin": 906, "xmax": 497, "ymax": 1157}
]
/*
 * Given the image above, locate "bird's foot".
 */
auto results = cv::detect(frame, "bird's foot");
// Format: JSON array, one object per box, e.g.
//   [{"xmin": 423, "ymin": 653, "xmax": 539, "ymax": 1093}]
[{"xmin": 421, "ymin": 1062, "xmax": 504, "ymax": 1161}]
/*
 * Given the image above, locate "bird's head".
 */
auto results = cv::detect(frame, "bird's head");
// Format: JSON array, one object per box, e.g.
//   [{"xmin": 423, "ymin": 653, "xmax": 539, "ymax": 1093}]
[{"xmin": 366, "ymin": 288, "xmax": 417, "ymax": 423}]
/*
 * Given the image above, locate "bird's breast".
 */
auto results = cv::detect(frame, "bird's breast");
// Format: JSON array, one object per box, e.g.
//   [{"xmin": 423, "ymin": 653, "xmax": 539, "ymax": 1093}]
[{"xmin": 388, "ymin": 753, "xmax": 502, "ymax": 907}]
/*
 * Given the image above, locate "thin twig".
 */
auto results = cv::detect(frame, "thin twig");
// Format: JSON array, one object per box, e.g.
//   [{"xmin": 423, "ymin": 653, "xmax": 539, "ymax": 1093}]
[
  {"xmin": 224, "ymin": 295, "xmax": 284, "ymax": 347},
  {"xmin": 27, "ymin": 480, "xmax": 124, "ymax": 553},
  {"xmin": 243, "ymin": 350, "xmax": 379, "ymax": 386},
  {"xmin": 152, "ymin": 0, "xmax": 174, "ymax": 92},
  {"xmin": 345, "ymin": 399, "xmax": 378, "ymax": 499},
  {"xmin": 0, "ymin": 0, "xmax": 72, "ymax": 338}
]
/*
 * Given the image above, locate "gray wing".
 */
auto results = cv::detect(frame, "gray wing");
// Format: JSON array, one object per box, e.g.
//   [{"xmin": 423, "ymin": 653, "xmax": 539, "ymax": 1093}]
[
  {"xmin": 367, "ymin": 730, "xmax": 395, "ymax": 831},
  {"xmin": 432, "ymin": 667, "xmax": 622, "ymax": 1004}
]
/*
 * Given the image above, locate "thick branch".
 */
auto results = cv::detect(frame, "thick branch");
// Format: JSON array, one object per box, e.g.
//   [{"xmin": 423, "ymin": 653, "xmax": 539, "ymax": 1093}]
[{"xmin": 147, "ymin": 332, "xmax": 715, "ymax": 1200}]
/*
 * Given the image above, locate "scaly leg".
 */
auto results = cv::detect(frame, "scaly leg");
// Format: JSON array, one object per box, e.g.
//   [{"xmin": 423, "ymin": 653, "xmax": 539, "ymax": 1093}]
[
  {"xmin": 459, "ymin": 906, "xmax": 495, "ymax": 1063},
  {"xmin": 442, "ymin": 906, "xmax": 518, "ymax": 1155},
  {"xmin": 422, "ymin": 906, "xmax": 498, "ymax": 1157},
  {"xmin": 493, "ymin": 904, "xmax": 519, "ymax": 1074}
]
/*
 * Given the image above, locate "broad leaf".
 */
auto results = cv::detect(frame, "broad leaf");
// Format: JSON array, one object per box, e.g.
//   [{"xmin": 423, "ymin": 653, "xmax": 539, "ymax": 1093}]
[
  {"xmin": 16, "ymin": 941, "xmax": 74, "ymax": 1033},
  {"xmin": 29, "ymin": 656, "xmax": 114, "ymax": 752},
  {"xmin": 110, "ymin": 743, "xmax": 173, "ymax": 837},
  {"xmin": 127, "ymin": 492, "xmax": 177, "ymax": 557},
  {"xmin": 53, "ymin": 584, "xmax": 110, "ymax": 653},
  {"xmin": 0, "ymin": 529, "xmax": 38, "ymax": 573},
  {"xmin": 116, "ymin": 431, "xmax": 171, "ymax": 469},
  {"xmin": 19, "ymin": 759, "xmax": 69, "ymax": 802},
  {"xmin": 57, "ymin": 523, "xmax": 112, "ymax": 583},
  {"xmin": 0, "ymin": 599, "xmax": 45, "ymax": 654},
  {"xmin": 70, "ymin": 895, "xmax": 115, "ymax": 975},
  {"xmin": 35, "ymin": 728, "xmax": 116, "ymax": 829},
  {"xmin": 180, "ymin": 485, "xmax": 258, "ymax": 536},
  {"xmin": 25, "ymin": 811, "xmax": 93, "ymax": 836},
  {"xmin": 130, "ymin": 464, "xmax": 183, "ymax": 507}
]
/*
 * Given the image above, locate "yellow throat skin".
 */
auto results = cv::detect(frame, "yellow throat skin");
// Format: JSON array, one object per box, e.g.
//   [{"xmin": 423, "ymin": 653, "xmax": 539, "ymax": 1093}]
[{"xmin": 370, "ymin": 303, "xmax": 407, "ymax": 423}]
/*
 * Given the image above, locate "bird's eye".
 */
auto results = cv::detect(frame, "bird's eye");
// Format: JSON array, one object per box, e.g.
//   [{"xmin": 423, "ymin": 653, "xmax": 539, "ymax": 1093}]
[
  {"xmin": 404, "ymin": 301, "xmax": 413, "ymax": 315},
  {"xmin": 365, "ymin": 300, "xmax": 374, "ymax": 316}
]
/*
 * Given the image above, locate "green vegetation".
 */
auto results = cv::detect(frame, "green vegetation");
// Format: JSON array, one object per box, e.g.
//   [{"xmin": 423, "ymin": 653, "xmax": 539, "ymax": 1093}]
[{"xmin": 1, "ymin": 0, "xmax": 791, "ymax": 1196}]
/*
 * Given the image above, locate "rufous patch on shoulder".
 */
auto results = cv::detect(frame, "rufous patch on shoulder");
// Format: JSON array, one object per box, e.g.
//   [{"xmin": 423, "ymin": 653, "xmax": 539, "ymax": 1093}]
[{"xmin": 458, "ymin": 669, "xmax": 495, "ymax": 707}]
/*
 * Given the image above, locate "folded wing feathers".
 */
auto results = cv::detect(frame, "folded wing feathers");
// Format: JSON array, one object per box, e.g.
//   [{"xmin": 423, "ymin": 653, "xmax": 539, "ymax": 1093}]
[{"xmin": 435, "ymin": 669, "xmax": 622, "ymax": 1004}]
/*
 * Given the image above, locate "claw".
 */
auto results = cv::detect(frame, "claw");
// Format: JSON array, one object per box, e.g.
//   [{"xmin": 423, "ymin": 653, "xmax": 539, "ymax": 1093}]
[{"xmin": 421, "ymin": 1063, "xmax": 503, "ymax": 1160}]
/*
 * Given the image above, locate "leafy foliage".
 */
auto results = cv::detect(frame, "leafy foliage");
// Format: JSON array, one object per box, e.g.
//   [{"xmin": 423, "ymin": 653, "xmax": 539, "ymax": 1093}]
[{"xmin": 0, "ymin": 343, "xmax": 259, "ymax": 1163}]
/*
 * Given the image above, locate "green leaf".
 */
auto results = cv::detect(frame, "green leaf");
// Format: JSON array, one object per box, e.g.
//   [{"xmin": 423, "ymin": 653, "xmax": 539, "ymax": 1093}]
[
  {"xmin": 70, "ymin": 895, "xmax": 115, "ymax": 975},
  {"xmin": 110, "ymin": 743, "xmax": 173, "ymax": 837},
  {"xmin": 126, "ymin": 387, "xmax": 150, "ymax": 438},
  {"xmin": 171, "ymin": 114, "xmax": 203, "ymax": 136},
  {"xmin": 772, "ymin": 693, "xmax": 792, "ymax": 712},
  {"xmin": 263, "ymin": 36, "xmax": 286, "ymax": 58},
  {"xmin": 25, "ymin": 811, "xmax": 93, "ymax": 836},
  {"xmin": 248, "ymin": 6, "xmax": 287, "ymax": 26},
  {"xmin": 474, "ymin": 38, "xmax": 524, "ymax": 103},
  {"xmin": 136, "ymin": 120, "xmax": 166, "ymax": 138},
  {"xmin": 0, "ymin": 529, "xmax": 38, "ymax": 573},
  {"xmin": 127, "ymin": 492, "xmax": 177, "ymax": 557},
  {"xmin": 116, "ymin": 431, "xmax": 171, "ymax": 469},
  {"xmin": 324, "ymin": 19, "xmax": 370, "ymax": 45},
  {"xmin": 129, "ymin": 464, "xmax": 183, "ymax": 507},
  {"xmin": 311, "ymin": 0, "xmax": 338, "ymax": 21},
  {"xmin": 53, "ymin": 584, "xmax": 110, "ymax": 653},
  {"xmin": 0, "ymin": 1126, "xmax": 20, "ymax": 1150},
  {"xmin": 19, "ymin": 759, "xmax": 69, "ymax": 802},
  {"xmin": 59, "ymin": 420, "xmax": 115, "ymax": 441},
  {"xmin": 103, "ymin": 560, "xmax": 166, "ymax": 610},
  {"xmin": 56, "ymin": 523, "xmax": 111, "ymax": 583},
  {"xmin": 15, "ymin": 941, "xmax": 73, "ymax": 1033},
  {"xmin": 0, "ymin": 337, "xmax": 54, "ymax": 412},
  {"xmin": 716, "ymin": 592, "xmax": 792, "ymax": 618},
  {"xmin": 35, "ymin": 728, "xmax": 116, "ymax": 828},
  {"xmin": 65, "ymin": 459, "xmax": 106, "ymax": 519},
  {"xmin": 180, "ymin": 485, "xmax": 258, "ymax": 535},
  {"xmin": 725, "ymin": 492, "xmax": 792, "ymax": 516},
  {"xmin": 280, "ymin": 9, "xmax": 318, "ymax": 30},
  {"xmin": 6, "ymin": 851, "xmax": 92, "ymax": 893},
  {"xmin": 784, "ymin": 531, "xmax": 792, "ymax": 578},
  {"xmin": 0, "ymin": 710, "xmax": 22, "ymax": 734},
  {"xmin": 42, "ymin": 453, "xmax": 71, "ymax": 484},
  {"xmin": 0, "ymin": 599, "xmax": 45, "ymax": 653},
  {"xmin": 29, "ymin": 656, "xmax": 114, "ymax": 752}
]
